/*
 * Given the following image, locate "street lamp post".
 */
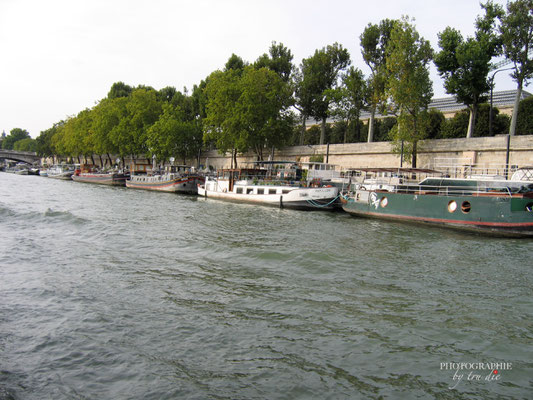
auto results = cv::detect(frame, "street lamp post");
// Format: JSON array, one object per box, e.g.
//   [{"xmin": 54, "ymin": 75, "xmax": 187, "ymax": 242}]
[{"xmin": 489, "ymin": 67, "xmax": 514, "ymax": 136}]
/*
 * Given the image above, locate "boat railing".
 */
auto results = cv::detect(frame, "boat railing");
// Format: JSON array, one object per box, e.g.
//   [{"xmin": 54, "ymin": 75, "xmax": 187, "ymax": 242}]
[
  {"xmin": 387, "ymin": 183, "xmax": 518, "ymax": 197},
  {"xmin": 429, "ymin": 159, "xmax": 521, "ymax": 179}
]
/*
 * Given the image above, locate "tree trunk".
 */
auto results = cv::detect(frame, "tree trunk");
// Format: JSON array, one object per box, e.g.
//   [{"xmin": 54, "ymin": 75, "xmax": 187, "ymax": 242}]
[
  {"xmin": 300, "ymin": 115, "xmax": 307, "ymax": 145},
  {"xmin": 411, "ymin": 140, "xmax": 417, "ymax": 168},
  {"xmin": 343, "ymin": 120, "xmax": 348, "ymax": 144},
  {"xmin": 509, "ymin": 82, "xmax": 522, "ymax": 136},
  {"xmin": 466, "ymin": 105, "xmax": 477, "ymax": 138},
  {"xmin": 320, "ymin": 117, "xmax": 326, "ymax": 145},
  {"xmin": 367, "ymin": 108, "xmax": 375, "ymax": 142},
  {"xmin": 107, "ymin": 153, "xmax": 113, "ymax": 166}
]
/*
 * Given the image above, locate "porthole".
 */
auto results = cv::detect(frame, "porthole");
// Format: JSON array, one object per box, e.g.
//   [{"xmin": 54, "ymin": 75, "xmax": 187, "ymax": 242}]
[
  {"xmin": 380, "ymin": 197, "xmax": 388, "ymax": 208},
  {"xmin": 526, "ymin": 202, "xmax": 533, "ymax": 212},
  {"xmin": 448, "ymin": 200, "xmax": 457, "ymax": 213},
  {"xmin": 461, "ymin": 201, "xmax": 471, "ymax": 213}
]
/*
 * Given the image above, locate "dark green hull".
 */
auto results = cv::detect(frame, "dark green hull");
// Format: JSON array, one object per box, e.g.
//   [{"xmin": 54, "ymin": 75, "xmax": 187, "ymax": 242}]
[{"xmin": 341, "ymin": 190, "xmax": 533, "ymax": 237}]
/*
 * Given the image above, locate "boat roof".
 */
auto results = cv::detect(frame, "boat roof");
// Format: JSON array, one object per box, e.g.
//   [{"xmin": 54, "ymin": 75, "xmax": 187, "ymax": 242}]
[
  {"xmin": 345, "ymin": 167, "xmax": 442, "ymax": 174},
  {"xmin": 251, "ymin": 160, "xmax": 295, "ymax": 165}
]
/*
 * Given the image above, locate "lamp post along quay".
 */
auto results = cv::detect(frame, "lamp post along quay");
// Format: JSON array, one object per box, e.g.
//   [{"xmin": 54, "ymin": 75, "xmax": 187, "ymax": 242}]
[{"xmin": 489, "ymin": 67, "xmax": 514, "ymax": 137}]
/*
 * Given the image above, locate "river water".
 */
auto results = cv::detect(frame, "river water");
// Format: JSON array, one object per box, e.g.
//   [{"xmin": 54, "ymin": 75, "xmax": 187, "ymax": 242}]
[{"xmin": 0, "ymin": 172, "xmax": 532, "ymax": 399}]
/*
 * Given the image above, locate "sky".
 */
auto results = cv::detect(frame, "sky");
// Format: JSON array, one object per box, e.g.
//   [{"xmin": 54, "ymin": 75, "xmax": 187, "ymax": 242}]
[{"xmin": 0, "ymin": 0, "xmax": 517, "ymax": 138}]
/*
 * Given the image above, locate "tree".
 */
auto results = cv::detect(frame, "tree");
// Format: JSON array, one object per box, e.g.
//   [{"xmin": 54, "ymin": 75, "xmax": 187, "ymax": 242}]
[
  {"xmin": 2, "ymin": 128, "xmax": 31, "ymax": 150},
  {"xmin": 13, "ymin": 138, "xmax": 37, "ymax": 152},
  {"xmin": 225, "ymin": 53, "xmax": 246, "ymax": 73},
  {"xmin": 434, "ymin": 1, "xmax": 503, "ymax": 138},
  {"xmin": 204, "ymin": 66, "xmax": 293, "ymax": 164},
  {"xmin": 326, "ymin": 66, "xmax": 367, "ymax": 143},
  {"xmin": 255, "ymin": 41, "xmax": 294, "ymax": 82},
  {"xmin": 92, "ymin": 97, "xmax": 122, "ymax": 165},
  {"xmin": 360, "ymin": 19, "xmax": 397, "ymax": 142},
  {"xmin": 386, "ymin": 17, "xmax": 434, "ymax": 167},
  {"xmin": 426, "ymin": 109, "xmax": 446, "ymax": 139},
  {"xmin": 300, "ymin": 43, "xmax": 351, "ymax": 145},
  {"xmin": 123, "ymin": 88, "xmax": 163, "ymax": 158},
  {"xmin": 293, "ymin": 64, "xmax": 315, "ymax": 145},
  {"xmin": 36, "ymin": 123, "xmax": 63, "ymax": 157},
  {"xmin": 107, "ymin": 81, "xmax": 133, "ymax": 99},
  {"xmin": 440, "ymin": 104, "xmax": 509, "ymax": 138},
  {"xmin": 499, "ymin": 0, "xmax": 533, "ymax": 136},
  {"xmin": 516, "ymin": 95, "xmax": 533, "ymax": 134},
  {"xmin": 147, "ymin": 103, "xmax": 203, "ymax": 164}
]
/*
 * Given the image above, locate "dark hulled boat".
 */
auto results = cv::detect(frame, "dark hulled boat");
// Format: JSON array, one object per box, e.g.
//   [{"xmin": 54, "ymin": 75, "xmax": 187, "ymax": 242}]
[
  {"xmin": 340, "ymin": 168, "xmax": 533, "ymax": 237},
  {"xmin": 72, "ymin": 165, "xmax": 128, "ymax": 186}
]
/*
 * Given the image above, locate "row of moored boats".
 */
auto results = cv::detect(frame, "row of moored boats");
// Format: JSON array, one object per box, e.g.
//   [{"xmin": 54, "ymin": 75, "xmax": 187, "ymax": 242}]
[{"xmin": 8, "ymin": 161, "xmax": 533, "ymax": 237}]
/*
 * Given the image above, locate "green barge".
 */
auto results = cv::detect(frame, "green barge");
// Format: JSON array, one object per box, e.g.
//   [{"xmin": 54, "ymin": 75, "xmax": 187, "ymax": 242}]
[{"xmin": 340, "ymin": 170, "xmax": 533, "ymax": 237}]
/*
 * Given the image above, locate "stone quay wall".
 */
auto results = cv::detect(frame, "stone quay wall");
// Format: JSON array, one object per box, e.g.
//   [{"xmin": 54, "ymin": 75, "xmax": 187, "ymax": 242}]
[{"xmin": 200, "ymin": 135, "xmax": 533, "ymax": 174}]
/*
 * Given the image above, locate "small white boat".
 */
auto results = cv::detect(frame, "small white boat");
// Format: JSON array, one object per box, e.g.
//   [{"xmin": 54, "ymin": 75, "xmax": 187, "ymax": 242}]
[
  {"xmin": 198, "ymin": 166, "xmax": 339, "ymax": 210},
  {"xmin": 47, "ymin": 164, "xmax": 75, "ymax": 180}
]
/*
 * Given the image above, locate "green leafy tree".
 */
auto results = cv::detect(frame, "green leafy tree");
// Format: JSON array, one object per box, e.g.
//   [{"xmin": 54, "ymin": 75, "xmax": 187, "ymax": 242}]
[
  {"xmin": 327, "ymin": 67, "xmax": 367, "ymax": 143},
  {"xmin": 147, "ymin": 103, "xmax": 203, "ymax": 164},
  {"xmin": 204, "ymin": 66, "xmax": 293, "ymax": 164},
  {"xmin": 122, "ymin": 88, "xmax": 162, "ymax": 158},
  {"xmin": 293, "ymin": 64, "xmax": 315, "ymax": 145},
  {"xmin": 36, "ymin": 123, "xmax": 63, "ymax": 157},
  {"xmin": 516, "ymin": 95, "xmax": 533, "ymax": 134},
  {"xmin": 360, "ymin": 19, "xmax": 397, "ymax": 142},
  {"xmin": 435, "ymin": 1, "xmax": 503, "ymax": 138},
  {"xmin": 440, "ymin": 105, "xmax": 509, "ymax": 138},
  {"xmin": 225, "ymin": 54, "xmax": 246, "ymax": 73},
  {"xmin": 2, "ymin": 128, "xmax": 31, "ymax": 150},
  {"xmin": 386, "ymin": 17, "xmax": 434, "ymax": 167},
  {"xmin": 440, "ymin": 111, "xmax": 470, "ymax": 138},
  {"xmin": 13, "ymin": 138, "xmax": 37, "ymax": 152},
  {"xmin": 426, "ymin": 109, "xmax": 446, "ymax": 139},
  {"xmin": 499, "ymin": 0, "xmax": 533, "ymax": 136},
  {"xmin": 107, "ymin": 81, "xmax": 133, "ymax": 99},
  {"xmin": 255, "ymin": 41, "xmax": 294, "ymax": 82},
  {"xmin": 91, "ymin": 98, "xmax": 122, "ymax": 165},
  {"xmin": 298, "ymin": 43, "xmax": 350, "ymax": 145}
]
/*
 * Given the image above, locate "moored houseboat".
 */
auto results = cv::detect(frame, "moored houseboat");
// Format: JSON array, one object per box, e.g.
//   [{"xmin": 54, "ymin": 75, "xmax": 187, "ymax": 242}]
[
  {"xmin": 126, "ymin": 165, "xmax": 203, "ymax": 193},
  {"xmin": 72, "ymin": 165, "xmax": 128, "ymax": 186},
  {"xmin": 340, "ymin": 168, "xmax": 533, "ymax": 237},
  {"xmin": 198, "ymin": 163, "xmax": 340, "ymax": 210}
]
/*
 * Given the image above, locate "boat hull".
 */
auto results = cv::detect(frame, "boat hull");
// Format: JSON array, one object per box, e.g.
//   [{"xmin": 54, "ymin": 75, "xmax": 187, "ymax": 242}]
[
  {"xmin": 48, "ymin": 172, "xmax": 74, "ymax": 180},
  {"xmin": 198, "ymin": 184, "xmax": 339, "ymax": 210},
  {"xmin": 72, "ymin": 173, "xmax": 127, "ymax": 186},
  {"xmin": 341, "ymin": 189, "xmax": 533, "ymax": 237},
  {"xmin": 126, "ymin": 176, "xmax": 203, "ymax": 193}
]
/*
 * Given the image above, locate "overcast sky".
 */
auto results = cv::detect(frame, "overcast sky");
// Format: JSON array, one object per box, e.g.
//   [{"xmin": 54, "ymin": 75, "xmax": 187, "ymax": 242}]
[{"xmin": 1, "ymin": 0, "xmax": 516, "ymax": 138}]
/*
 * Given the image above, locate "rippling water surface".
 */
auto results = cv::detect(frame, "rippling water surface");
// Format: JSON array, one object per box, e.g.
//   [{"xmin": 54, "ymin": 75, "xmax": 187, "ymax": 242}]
[{"xmin": 1, "ymin": 173, "xmax": 532, "ymax": 399}]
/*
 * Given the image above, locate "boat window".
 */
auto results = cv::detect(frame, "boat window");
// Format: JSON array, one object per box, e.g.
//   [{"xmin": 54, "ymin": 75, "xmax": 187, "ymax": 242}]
[
  {"xmin": 236, "ymin": 187, "xmax": 243, "ymax": 194},
  {"xmin": 269, "ymin": 189, "xmax": 277, "ymax": 195},
  {"xmin": 380, "ymin": 197, "xmax": 388, "ymax": 207},
  {"xmin": 246, "ymin": 188, "xmax": 253, "ymax": 194},
  {"xmin": 448, "ymin": 200, "xmax": 457, "ymax": 213},
  {"xmin": 282, "ymin": 190, "xmax": 289, "ymax": 194},
  {"xmin": 257, "ymin": 188, "xmax": 264, "ymax": 195},
  {"xmin": 461, "ymin": 201, "xmax": 471, "ymax": 213}
]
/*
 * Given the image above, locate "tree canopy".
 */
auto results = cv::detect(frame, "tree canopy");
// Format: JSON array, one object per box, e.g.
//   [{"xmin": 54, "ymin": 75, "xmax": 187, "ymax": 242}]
[
  {"xmin": 1, "ymin": 128, "xmax": 31, "ymax": 150},
  {"xmin": 434, "ymin": 1, "xmax": 503, "ymax": 138},
  {"xmin": 386, "ymin": 17, "xmax": 434, "ymax": 167}
]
